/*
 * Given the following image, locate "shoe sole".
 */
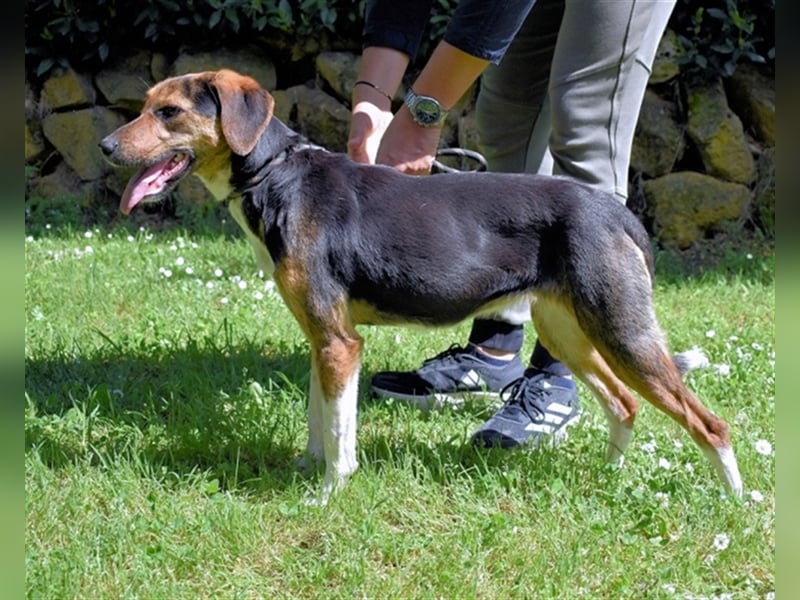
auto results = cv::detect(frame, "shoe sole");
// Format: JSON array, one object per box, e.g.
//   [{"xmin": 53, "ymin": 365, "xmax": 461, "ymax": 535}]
[{"xmin": 372, "ymin": 387, "xmax": 501, "ymax": 411}]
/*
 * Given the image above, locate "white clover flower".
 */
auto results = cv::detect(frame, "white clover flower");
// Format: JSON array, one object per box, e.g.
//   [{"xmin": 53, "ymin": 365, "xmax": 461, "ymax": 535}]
[
  {"xmin": 754, "ymin": 439, "xmax": 773, "ymax": 456},
  {"xmin": 84, "ymin": 230, "xmax": 93, "ymax": 238},
  {"xmin": 254, "ymin": 291, "xmax": 264, "ymax": 300},
  {"xmin": 220, "ymin": 297, "xmax": 229, "ymax": 305},
  {"xmin": 176, "ymin": 256, "xmax": 185, "ymax": 266},
  {"xmin": 206, "ymin": 281, "xmax": 215, "ymax": 289},
  {"xmin": 26, "ymin": 235, "xmax": 33, "ymax": 242},
  {"xmin": 159, "ymin": 267, "xmax": 173, "ymax": 278},
  {"xmin": 706, "ymin": 329, "xmax": 716, "ymax": 338},
  {"xmin": 712, "ymin": 532, "xmax": 730, "ymax": 551},
  {"xmin": 185, "ymin": 266, "xmax": 194, "ymax": 275},
  {"xmin": 673, "ymin": 439, "xmax": 683, "ymax": 450},
  {"xmin": 684, "ymin": 462, "xmax": 694, "ymax": 473},
  {"xmin": 749, "ymin": 490, "xmax": 764, "ymax": 503},
  {"xmin": 655, "ymin": 492, "xmax": 669, "ymax": 508},
  {"xmin": 658, "ymin": 457, "xmax": 671, "ymax": 470},
  {"xmin": 238, "ymin": 280, "xmax": 248, "ymax": 290},
  {"xmin": 714, "ymin": 363, "xmax": 731, "ymax": 376},
  {"xmin": 641, "ymin": 439, "xmax": 657, "ymax": 454},
  {"xmin": 214, "ymin": 268, "xmax": 223, "ymax": 277},
  {"xmin": 84, "ymin": 245, "xmax": 93, "ymax": 254}
]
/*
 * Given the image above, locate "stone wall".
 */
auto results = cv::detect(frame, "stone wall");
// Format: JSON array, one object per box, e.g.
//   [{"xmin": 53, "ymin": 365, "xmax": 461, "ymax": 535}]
[{"xmin": 25, "ymin": 33, "xmax": 775, "ymax": 248}]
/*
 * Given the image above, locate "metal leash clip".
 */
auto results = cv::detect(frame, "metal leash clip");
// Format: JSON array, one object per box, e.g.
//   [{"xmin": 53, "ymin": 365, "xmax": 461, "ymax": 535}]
[{"xmin": 431, "ymin": 148, "xmax": 488, "ymax": 173}]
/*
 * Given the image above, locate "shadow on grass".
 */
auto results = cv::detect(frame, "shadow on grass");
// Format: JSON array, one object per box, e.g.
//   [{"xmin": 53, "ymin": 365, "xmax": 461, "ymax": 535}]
[{"xmin": 24, "ymin": 333, "xmax": 318, "ymax": 496}]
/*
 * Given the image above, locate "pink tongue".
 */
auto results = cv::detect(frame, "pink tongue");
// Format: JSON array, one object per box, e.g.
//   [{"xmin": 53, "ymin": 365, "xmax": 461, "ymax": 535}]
[{"xmin": 120, "ymin": 155, "xmax": 186, "ymax": 215}]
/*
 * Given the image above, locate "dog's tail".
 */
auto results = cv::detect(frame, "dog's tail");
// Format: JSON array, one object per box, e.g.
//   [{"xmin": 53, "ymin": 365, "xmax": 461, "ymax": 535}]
[{"xmin": 673, "ymin": 347, "xmax": 710, "ymax": 377}]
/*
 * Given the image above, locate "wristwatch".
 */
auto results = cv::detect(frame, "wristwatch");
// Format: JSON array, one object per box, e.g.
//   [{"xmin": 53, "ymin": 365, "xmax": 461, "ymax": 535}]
[{"xmin": 404, "ymin": 88, "xmax": 448, "ymax": 127}]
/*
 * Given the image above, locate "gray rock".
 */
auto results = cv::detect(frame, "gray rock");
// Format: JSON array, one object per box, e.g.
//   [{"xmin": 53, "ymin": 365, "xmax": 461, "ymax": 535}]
[
  {"xmin": 725, "ymin": 63, "xmax": 775, "ymax": 146},
  {"xmin": 41, "ymin": 68, "xmax": 96, "ymax": 111},
  {"xmin": 41, "ymin": 107, "xmax": 127, "ymax": 180},
  {"xmin": 645, "ymin": 171, "xmax": 751, "ymax": 248},
  {"xmin": 170, "ymin": 47, "xmax": 277, "ymax": 90},
  {"xmin": 631, "ymin": 89, "xmax": 685, "ymax": 177},
  {"xmin": 686, "ymin": 78, "xmax": 755, "ymax": 184}
]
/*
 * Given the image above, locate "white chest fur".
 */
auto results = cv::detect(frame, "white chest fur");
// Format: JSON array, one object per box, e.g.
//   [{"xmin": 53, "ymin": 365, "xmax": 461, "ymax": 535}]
[{"xmin": 226, "ymin": 196, "xmax": 276, "ymax": 277}]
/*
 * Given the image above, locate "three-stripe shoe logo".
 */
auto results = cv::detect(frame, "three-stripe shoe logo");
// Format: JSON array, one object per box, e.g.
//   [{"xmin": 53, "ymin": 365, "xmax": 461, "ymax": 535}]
[
  {"xmin": 525, "ymin": 395, "xmax": 575, "ymax": 433},
  {"xmin": 459, "ymin": 369, "xmax": 485, "ymax": 389}
]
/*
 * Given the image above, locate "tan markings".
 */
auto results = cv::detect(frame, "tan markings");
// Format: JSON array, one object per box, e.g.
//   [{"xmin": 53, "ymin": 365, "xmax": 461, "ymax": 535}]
[
  {"xmin": 532, "ymin": 291, "xmax": 732, "ymax": 457},
  {"xmin": 532, "ymin": 293, "xmax": 640, "ymax": 427},
  {"xmin": 274, "ymin": 257, "xmax": 362, "ymax": 400}
]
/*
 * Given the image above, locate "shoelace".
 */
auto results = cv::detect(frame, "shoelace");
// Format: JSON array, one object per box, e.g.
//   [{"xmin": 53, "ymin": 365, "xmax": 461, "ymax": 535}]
[
  {"xmin": 421, "ymin": 344, "xmax": 471, "ymax": 367},
  {"xmin": 498, "ymin": 374, "xmax": 552, "ymax": 423}
]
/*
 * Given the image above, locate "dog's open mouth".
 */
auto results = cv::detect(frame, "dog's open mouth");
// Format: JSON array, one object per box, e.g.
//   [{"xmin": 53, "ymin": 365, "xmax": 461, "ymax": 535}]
[{"xmin": 120, "ymin": 152, "xmax": 193, "ymax": 215}]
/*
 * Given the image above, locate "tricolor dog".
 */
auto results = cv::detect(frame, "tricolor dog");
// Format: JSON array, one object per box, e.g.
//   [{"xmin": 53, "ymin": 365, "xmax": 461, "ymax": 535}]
[{"xmin": 100, "ymin": 69, "xmax": 742, "ymax": 504}]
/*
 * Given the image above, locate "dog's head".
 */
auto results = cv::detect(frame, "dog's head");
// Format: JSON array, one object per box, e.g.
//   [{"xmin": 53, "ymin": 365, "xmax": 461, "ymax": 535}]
[{"xmin": 99, "ymin": 69, "xmax": 275, "ymax": 213}]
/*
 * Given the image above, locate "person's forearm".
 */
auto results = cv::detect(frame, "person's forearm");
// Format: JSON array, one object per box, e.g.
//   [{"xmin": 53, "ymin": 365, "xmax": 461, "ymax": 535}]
[
  {"xmin": 353, "ymin": 46, "xmax": 409, "ymax": 108},
  {"xmin": 408, "ymin": 41, "xmax": 490, "ymax": 110}
]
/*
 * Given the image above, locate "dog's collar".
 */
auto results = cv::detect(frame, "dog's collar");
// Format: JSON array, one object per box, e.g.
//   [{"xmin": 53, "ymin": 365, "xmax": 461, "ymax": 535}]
[
  {"xmin": 267, "ymin": 142, "xmax": 326, "ymax": 167},
  {"xmin": 234, "ymin": 142, "xmax": 326, "ymax": 194}
]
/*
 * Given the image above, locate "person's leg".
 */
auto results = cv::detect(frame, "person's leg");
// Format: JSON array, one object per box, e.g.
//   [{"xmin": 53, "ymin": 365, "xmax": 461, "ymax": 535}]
[
  {"xmin": 547, "ymin": 0, "xmax": 677, "ymax": 200},
  {"xmin": 472, "ymin": 0, "xmax": 676, "ymax": 447},
  {"xmin": 466, "ymin": 0, "xmax": 564, "ymax": 357},
  {"xmin": 369, "ymin": 1, "xmax": 564, "ymax": 407}
]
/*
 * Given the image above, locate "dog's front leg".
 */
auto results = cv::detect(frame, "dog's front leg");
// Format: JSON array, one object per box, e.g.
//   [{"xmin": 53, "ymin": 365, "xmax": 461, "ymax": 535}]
[
  {"xmin": 296, "ymin": 365, "xmax": 325, "ymax": 473},
  {"xmin": 306, "ymin": 336, "xmax": 362, "ymax": 505}
]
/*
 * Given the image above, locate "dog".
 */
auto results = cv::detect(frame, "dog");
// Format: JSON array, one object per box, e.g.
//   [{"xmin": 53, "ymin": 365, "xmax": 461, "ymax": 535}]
[{"xmin": 99, "ymin": 69, "xmax": 743, "ymax": 504}]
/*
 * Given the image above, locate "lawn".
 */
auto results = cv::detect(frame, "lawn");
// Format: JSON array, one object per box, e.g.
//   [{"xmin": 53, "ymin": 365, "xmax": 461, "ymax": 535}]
[{"xmin": 25, "ymin": 205, "xmax": 774, "ymax": 599}]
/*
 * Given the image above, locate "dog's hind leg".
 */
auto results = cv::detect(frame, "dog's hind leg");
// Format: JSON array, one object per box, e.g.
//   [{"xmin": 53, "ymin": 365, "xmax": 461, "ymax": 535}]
[
  {"xmin": 531, "ymin": 295, "xmax": 640, "ymax": 465},
  {"xmin": 606, "ymin": 347, "xmax": 743, "ymax": 497},
  {"xmin": 566, "ymin": 285, "xmax": 742, "ymax": 496},
  {"xmin": 533, "ymin": 291, "xmax": 742, "ymax": 496}
]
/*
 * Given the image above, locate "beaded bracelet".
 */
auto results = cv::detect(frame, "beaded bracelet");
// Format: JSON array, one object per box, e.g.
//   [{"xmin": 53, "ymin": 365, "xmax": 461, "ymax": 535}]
[{"xmin": 354, "ymin": 80, "xmax": 393, "ymax": 102}]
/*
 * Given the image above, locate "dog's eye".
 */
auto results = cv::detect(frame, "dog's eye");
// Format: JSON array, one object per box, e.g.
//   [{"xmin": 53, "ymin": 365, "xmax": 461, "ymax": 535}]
[{"xmin": 156, "ymin": 106, "xmax": 182, "ymax": 121}]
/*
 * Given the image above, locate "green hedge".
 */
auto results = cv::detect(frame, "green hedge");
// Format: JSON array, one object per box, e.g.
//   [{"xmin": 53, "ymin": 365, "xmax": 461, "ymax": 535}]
[{"xmin": 25, "ymin": 0, "xmax": 772, "ymax": 83}]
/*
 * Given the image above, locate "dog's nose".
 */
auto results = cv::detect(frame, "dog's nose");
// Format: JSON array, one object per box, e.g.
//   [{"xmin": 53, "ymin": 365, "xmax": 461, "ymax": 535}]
[{"xmin": 99, "ymin": 136, "xmax": 118, "ymax": 157}]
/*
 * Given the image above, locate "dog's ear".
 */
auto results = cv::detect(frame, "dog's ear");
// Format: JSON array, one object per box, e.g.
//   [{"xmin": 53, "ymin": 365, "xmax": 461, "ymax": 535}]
[{"xmin": 210, "ymin": 69, "xmax": 275, "ymax": 156}]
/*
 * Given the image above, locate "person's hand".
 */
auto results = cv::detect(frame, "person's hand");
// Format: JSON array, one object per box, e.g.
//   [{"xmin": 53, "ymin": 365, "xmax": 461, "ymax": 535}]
[
  {"xmin": 375, "ymin": 108, "xmax": 443, "ymax": 175},
  {"xmin": 348, "ymin": 100, "xmax": 393, "ymax": 164}
]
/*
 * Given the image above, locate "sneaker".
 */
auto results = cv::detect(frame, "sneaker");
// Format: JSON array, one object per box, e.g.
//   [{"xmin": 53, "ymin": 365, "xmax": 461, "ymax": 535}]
[
  {"xmin": 371, "ymin": 344, "xmax": 525, "ymax": 409},
  {"xmin": 471, "ymin": 369, "xmax": 581, "ymax": 449}
]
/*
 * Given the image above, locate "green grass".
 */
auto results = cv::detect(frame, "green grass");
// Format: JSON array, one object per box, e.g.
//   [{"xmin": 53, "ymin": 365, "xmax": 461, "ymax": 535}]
[{"xmin": 25, "ymin": 218, "xmax": 774, "ymax": 599}]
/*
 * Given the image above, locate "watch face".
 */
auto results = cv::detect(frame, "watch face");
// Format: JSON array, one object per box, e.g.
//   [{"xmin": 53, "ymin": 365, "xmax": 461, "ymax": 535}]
[{"xmin": 414, "ymin": 97, "xmax": 443, "ymax": 126}]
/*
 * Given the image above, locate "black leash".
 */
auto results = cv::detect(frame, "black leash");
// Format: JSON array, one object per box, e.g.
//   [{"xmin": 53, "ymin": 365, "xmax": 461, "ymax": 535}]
[{"xmin": 431, "ymin": 148, "xmax": 488, "ymax": 174}]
